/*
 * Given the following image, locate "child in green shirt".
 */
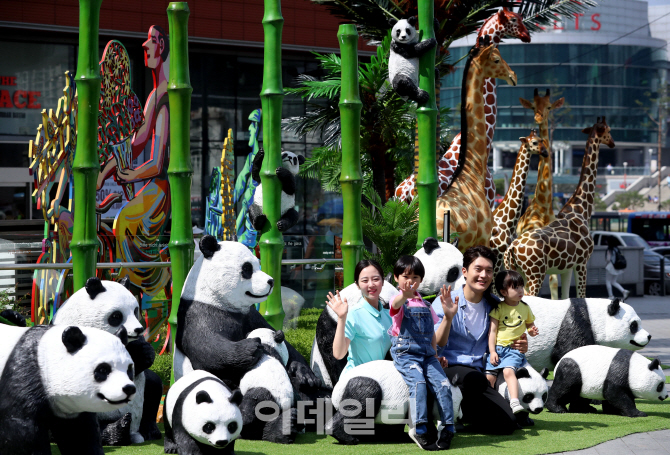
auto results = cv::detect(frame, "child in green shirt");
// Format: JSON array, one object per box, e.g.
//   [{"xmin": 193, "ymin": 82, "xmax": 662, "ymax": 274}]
[{"xmin": 485, "ymin": 270, "xmax": 539, "ymax": 414}]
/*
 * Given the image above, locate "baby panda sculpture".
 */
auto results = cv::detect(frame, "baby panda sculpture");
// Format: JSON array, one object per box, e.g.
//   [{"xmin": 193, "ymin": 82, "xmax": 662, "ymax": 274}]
[
  {"xmin": 164, "ymin": 370, "xmax": 243, "ymax": 455},
  {"xmin": 326, "ymin": 360, "xmax": 463, "ymax": 445},
  {"xmin": 388, "ymin": 17, "xmax": 437, "ymax": 104},
  {"xmin": 546, "ymin": 345, "xmax": 667, "ymax": 417},
  {"xmin": 239, "ymin": 328, "xmax": 297, "ymax": 443},
  {"xmin": 310, "ymin": 237, "xmax": 463, "ymax": 389},
  {"xmin": 52, "ymin": 276, "xmax": 162, "ymax": 445},
  {"xmin": 0, "ymin": 324, "xmax": 135, "ymax": 455},
  {"xmin": 174, "ymin": 235, "xmax": 320, "ymax": 443},
  {"xmin": 249, "ymin": 149, "xmax": 305, "ymax": 232},
  {"xmin": 494, "ymin": 364, "xmax": 549, "ymax": 426},
  {"xmin": 523, "ymin": 296, "xmax": 651, "ymax": 371}
]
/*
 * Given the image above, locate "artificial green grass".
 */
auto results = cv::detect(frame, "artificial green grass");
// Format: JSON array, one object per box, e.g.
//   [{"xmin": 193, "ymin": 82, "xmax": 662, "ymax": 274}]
[{"xmin": 52, "ymin": 401, "xmax": 669, "ymax": 455}]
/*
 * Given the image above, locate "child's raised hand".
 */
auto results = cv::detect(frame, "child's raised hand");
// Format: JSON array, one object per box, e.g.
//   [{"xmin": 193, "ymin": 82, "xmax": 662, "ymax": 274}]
[
  {"xmin": 399, "ymin": 280, "xmax": 417, "ymax": 300},
  {"xmin": 440, "ymin": 285, "xmax": 458, "ymax": 321},
  {"xmin": 528, "ymin": 325, "xmax": 539, "ymax": 337},
  {"xmin": 490, "ymin": 352, "xmax": 499, "ymax": 366},
  {"xmin": 326, "ymin": 291, "xmax": 348, "ymax": 320}
]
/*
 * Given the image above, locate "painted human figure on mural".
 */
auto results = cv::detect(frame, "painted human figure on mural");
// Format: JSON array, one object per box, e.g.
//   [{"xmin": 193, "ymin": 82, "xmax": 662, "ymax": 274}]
[{"xmin": 97, "ymin": 25, "xmax": 171, "ymax": 304}]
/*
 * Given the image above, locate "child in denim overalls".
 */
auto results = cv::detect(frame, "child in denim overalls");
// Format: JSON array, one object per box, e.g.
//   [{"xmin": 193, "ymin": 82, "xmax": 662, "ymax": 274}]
[{"xmin": 390, "ymin": 255, "xmax": 455, "ymax": 451}]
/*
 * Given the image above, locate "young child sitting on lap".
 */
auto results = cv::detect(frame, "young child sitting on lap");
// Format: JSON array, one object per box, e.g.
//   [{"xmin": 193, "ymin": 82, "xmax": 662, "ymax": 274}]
[
  {"xmin": 390, "ymin": 255, "xmax": 455, "ymax": 451},
  {"xmin": 485, "ymin": 270, "xmax": 540, "ymax": 414}
]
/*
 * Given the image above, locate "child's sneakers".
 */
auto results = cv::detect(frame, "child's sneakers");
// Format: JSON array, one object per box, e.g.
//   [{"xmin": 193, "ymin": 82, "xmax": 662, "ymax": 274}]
[
  {"xmin": 510, "ymin": 399, "xmax": 524, "ymax": 414},
  {"xmin": 435, "ymin": 425, "xmax": 455, "ymax": 450},
  {"xmin": 409, "ymin": 427, "xmax": 438, "ymax": 451}
]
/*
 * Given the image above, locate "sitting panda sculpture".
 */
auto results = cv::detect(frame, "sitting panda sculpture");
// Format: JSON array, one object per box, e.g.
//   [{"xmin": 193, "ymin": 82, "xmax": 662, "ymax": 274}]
[
  {"xmin": 164, "ymin": 370, "xmax": 244, "ymax": 455},
  {"xmin": 0, "ymin": 324, "xmax": 136, "ymax": 455},
  {"xmin": 173, "ymin": 235, "xmax": 320, "ymax": 443},
  {"xmin": 494, "ymin": 364, "xmax": 549, "ymax": 426},
  {"xmin": 52, "ymin": 276, "xmax": 162, "ymax": 445},
  {"xmin": 249, "ymin": 149, "xmax": 305, "ymax": 232},
  {"xmin": 388, "ymin": 17, "xmax": 437, "ymax": 104},
  {"xmin": 310, "ymin": 237, "xmax": 463, "ymax": 389},
  {"xmin": 546, "ymin": 345, "xmax": 667, "ymax": 417},
  {"xmin": 523, "ymin": 296, "xmax": 651, "ymax": 371}
]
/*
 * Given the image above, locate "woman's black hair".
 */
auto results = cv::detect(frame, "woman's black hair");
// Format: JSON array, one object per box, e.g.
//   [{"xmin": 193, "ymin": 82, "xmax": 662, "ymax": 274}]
[
  {"xmin": 495, "ymin": 270, "xmax": 526, "ymax": 298},
  {"xmin": 393, "ymin": 255, "xmax": 425, "ymax": 279},
  {"xmin": 607, "ymin": 236, "xmax": 618, "ymax": 249},
  {"xmin": 354, "ymin": 259, "xmax": 384, "ymax": 285},
  {"xmin": 462, "ymin": 245, "xmax": 498, "ymax": 307},
  {"xmin": 152, "ymin": 25, "xmax": 170, "ymax": 61}
]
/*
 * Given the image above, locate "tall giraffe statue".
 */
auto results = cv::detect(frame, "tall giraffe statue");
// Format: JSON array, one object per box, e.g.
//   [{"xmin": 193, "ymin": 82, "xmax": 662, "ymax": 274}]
[
  {"xmin": 504, "ymin": 117, "xmax": 615, "ymax": 298},
  {"xmin": 394, "ymin": 8, "xmax": 530, "ymax": 206},
  {"xmin": 490, "ymin": 130, "xmax": 547, "ymax": 282},
  {"xmin": 435, "ymin": 37, "xmax": 517, "ymax": 251},
  {"xmin": 516, "ymin": 88, "xmax": 564, "ymax": 298}
]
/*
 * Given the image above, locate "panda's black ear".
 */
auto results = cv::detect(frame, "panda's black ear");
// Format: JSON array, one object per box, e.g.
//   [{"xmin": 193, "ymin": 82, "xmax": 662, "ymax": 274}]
[
  {"xmin": 608, "ymin": 298, "xmax": 620, "ymax": 316},
  {"xmin": 274, "ymin": 330, "xmax": 285, "ymax": 344},
  {"xmin": 407, "ymin": 16, "xmax": 417, "ymax": 26},
  {"xmin": 451, "ymin": 237, "xmax": 459, "ymax": 249},
  {"xmin": 196, "ymin": 390, "xmax": 213, "ymax": 404},
  {"xmin": 62, "ymin": 326, "xmax": 87, "ymax": 354},
  {"xmin": 118, "ymin": 276, "xmax": 131, "ymax": 290},
  {"xmin": 297, "ymin": 155, "xmax": 305, "ymax": 165},
  {"xmin": 85, "ymin": 277, "xmax": 106, "ymax": 299},
  {"xmin": 423, "ymin": 237, "xmax": 440, "ymax": 255},
  {"xmin": 200, "ymin": 235, "xmax": 221, "ymax": 259},
  {"xmin": 540, "ymin": 368, "xmax": 549, "ymax": 379},
  {"xmin": 649, "ymin": 358, "xmax": 661, "ymax": 371},
  {"xmin": 388, "ymin": 17, "xmax": 397, "ymax": 27},
  {"xmin": 115, "ymin": 326, "xmax": 128, "ymax": 346},
  {"xmin": 515, "ymin": 368, "xmax": 530, "ymax": 379},
  {"xmin": 229, "ymin": 389, "xmax": 243, "ymax": 406}
]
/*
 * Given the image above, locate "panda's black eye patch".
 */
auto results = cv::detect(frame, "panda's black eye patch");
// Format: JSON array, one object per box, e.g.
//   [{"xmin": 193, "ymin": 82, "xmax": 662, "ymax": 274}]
[
  {"xmin": 94, "ymin": 363, "xmax": 112, "ymax": 382},
  {"xmin": 203, "ymin": 422, "xmax": 215, "ymax": 434},
  {"xmin": 657, "ymin": 382, "xmax": 664, "ymax": 393},
  {"xmin": 542, "ymin": 392, "xmax": 548, "ymax": 402},
  {"xmin": 405, "ymin": 28, "xmax": 411, "ymax": 35},
  {"xmin": 630, "ymin": 320, "xmax": 639, "ymax": 334},
  {"xmin": 227, "ymin": 421, "xmax": 238, "ymax": 434},
  {"xmin": 127, "ymin": 364, "xmax": 134, "ymax": 381},
  {"xmin": 241, "ymin": 262, "xmax": 253, "ymax": 280},
  {"xmin": 396, "ymin": 29, "xmax": 400, "ymax": 37},
  {"xmin": 446, "ymin": 267, "xmax": 459, "ymax": 283},
  {"xmin": 522, "ymin": 394, "xmax": 533, "ymax": 403},
  {"xmin": 108, "ymin": 311, "xmax": 123, "ymax": 327}
]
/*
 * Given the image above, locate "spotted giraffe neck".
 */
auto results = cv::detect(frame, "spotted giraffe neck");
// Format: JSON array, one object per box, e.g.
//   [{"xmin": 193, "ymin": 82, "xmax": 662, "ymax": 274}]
[
  {"xmin": 534, "ymin": 122, "xmax": 554, "ymax": 219},
  {"xmin": 458, "ymin": 53, "xmax": 489, "ymax": 182},
  {"xmin": 560, "ymin": 132, "xmax": 602, "ymax": 221},
  {"xmin": 494, "ymin": 142, "xmax": 532, "ymax": 227}
]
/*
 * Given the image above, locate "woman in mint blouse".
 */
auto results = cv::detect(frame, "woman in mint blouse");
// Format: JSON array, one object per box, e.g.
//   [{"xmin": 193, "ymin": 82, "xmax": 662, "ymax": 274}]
[{"xmin": 327, "ymin": 260, "xmax": 392, "ymax": 377}]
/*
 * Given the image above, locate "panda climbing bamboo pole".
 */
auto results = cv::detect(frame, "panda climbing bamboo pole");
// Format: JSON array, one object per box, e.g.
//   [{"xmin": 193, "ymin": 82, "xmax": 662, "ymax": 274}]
[
  {"xmin": 338, "ymin": 25, "xmax": 364, "ymax": 287},
  {"xmin": 415, "ymin": 0, "xmax": 438, "ymax": 249},
  {"xmin": 258, "ymin": 0, "xmax": 285, "ymax": 330},
  {"xmin": 71, "ymin": 0, "xmax": 102, "ymax": 291},
  {"xmin": 166, "ymin": 1, "xmax": 194, "ymax": 384}
]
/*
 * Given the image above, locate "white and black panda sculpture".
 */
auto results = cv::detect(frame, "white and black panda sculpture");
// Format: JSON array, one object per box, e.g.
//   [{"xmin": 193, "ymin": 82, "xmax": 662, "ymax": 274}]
[
  {"xmin": 494, "ymin": 364, "xmax": 549, "ymax": 426},
  {"xmin": 164, "ymin": 369, "xmax": 243, "ymax": 455},
  {"xmin": 546, "ymin": 345, "xmax": 667, "ymax": 417},
  {"xmin": 0, "ymin": 324, "xmax": 136, "ymax": 455},
  {"xmin": 249, "ymin": 149, "xmax": 305, "ymax": 232},
  {"xmin": 52, "ymin": 276, "xmax": 162, "ymax": 445},
  {"xmin": 388, "ymin": 17, "xmax": 437, "ymax": 104},
  {"xmin": 325, "ymin": 360, "xmax": 463, "ymax": 445},
  {"xmin": 524, "ymin": 296, "xmax": 651, "ymax": 371},
  {"xmin": 174, "ymin": 235, "xmax": 320, "ymax": 443},
  {"xmin": 310, "ymin": 237, "xmax": 463, "ymax": 389}
]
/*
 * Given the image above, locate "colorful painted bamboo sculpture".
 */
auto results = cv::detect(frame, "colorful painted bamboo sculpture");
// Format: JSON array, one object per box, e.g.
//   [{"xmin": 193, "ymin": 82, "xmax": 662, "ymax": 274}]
[
  {"xmin": 221, "ymin": 129, "xmax": 236, "ymax": 240},
  {"xmin": 204, "ymin": 167, "xmax": 223, "ymax": 239},
  {"xmin": 258, "ymin": 0, "xmax": 285, "ymax": 330},
  {"xmin": 338, "ymin": 24, "xmax": 364, "ymax": 287},
  {"xmin": 234, "ymin": 109, "xmax": 262, "ymax": 248},
  {"xmin": 71, "ymin": 0, "xmax": 102, "ymax": 291},
  {"xmin": 505, "ymin": 118, "xmax": 615, "ymax": 298},
  {"xmin": 166, "ymin": 1, "xmax": 194, "ymax": 383},
  {"xmin": 435, "ymin": 37, "xmax": 517, "ymax": 252},
  {"xmin": 416, "ymin": 0, "xmax": 438, "ymax": 248}
]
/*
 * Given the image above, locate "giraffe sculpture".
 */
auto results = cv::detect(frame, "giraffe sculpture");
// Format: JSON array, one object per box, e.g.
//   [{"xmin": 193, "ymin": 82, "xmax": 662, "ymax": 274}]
[
  {"xmin": 504, "ymin": 117, "xmax": 615, "ymax": 298},
  {"xmin": 490, "ymin": 130, "xmax": 547, "ymax": 282},
  {"xmin": 394, "ymin": 8, "xmax": 530, "ymax": 206},
  {"xmin": 435, "ymin": 36, "xmax": 517, "ymax": 251}
]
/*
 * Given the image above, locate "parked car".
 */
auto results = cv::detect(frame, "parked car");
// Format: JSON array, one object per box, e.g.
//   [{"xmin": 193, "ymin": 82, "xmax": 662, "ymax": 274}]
[{"xmin": 591, "ymin": 231, "xmax": 670, "ymax": 295}]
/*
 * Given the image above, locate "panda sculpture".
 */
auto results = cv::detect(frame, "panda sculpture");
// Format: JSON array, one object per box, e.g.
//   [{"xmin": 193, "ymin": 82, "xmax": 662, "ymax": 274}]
[
  {"xmin": 494, "ymin": 364, "xmax": 549, "ymax": 426},
  {"xmin": 164, "ymin": 370, "xmax": 244, "ymax": 455},
  {"xmin": 388, "ymin": 17, "xmax": 437, "ymax": 104},
  {"xmin": 546, "ymin": 345, "xmax": 667, "ymax": 417},
  {"xmin": 0, "ymin": 324, "xmax": 136, "ymax": 455},
  {"xmin": 52, "ymin": 276, "xmax": 162, "ymax": 445},
  {"xmin": 325, "ymin": 360, "xmax": 463, "ymax": 445},
  {"xmin": 523, "ymin": 296, "xmax": 651, "ymax": 371},
  {"xmin": 249, "ymin": 149, "xmax": 305, "ymax": 232},
  {"xmin": 310, "ymin": 237, "xmax": 463, "ymax": 389},
  {"xmin": 174, "ymin": 235, "xmax": 320, "ymax": 443}
]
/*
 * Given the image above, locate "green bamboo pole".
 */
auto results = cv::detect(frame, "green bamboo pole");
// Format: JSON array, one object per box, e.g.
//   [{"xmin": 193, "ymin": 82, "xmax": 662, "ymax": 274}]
[
  {"xmin": 338, "ymin": 25, "xmax": 364, "ymax": 286},
  {"xmin": 71, "ymin": 0, "xmax": 102, "ymax": 291},
  {"xmin": 416, "ymin": 0, "xmax": 438, "ymax": 249},
  {"xmin": 257, "ymin": 0, "xmax": 285, "ymax": 330},
  {"xmin": 167, "ymin": 2, "xmax": 194, "ymax": 385}
]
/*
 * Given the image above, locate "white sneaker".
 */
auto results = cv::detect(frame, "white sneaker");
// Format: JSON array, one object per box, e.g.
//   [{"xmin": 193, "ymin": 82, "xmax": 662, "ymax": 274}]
[
  {"xmin": 510, "ymin": 399, "xmax": 524, "ymax": 414},
  {"xmin": 623, "ymin": 290, "xmax": 630, "ymax": 301}
]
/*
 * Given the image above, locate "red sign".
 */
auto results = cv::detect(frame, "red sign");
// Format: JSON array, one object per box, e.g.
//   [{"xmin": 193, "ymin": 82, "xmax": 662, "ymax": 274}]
[
  {"xmin": 550, "ymin": 14, "xmax": 601, "ymax": 31},
  {"xmin": 0, "ymin": 76, "xmax": 41, "ymax": 110}
]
